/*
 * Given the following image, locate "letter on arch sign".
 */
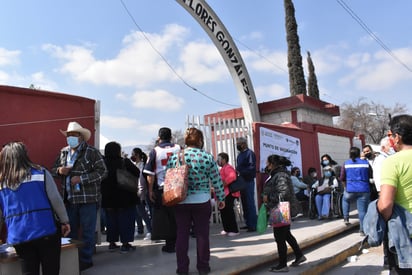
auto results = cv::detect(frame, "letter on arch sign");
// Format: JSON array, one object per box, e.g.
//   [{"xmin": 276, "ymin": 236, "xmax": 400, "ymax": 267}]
[{"xmin": 176, "ymin": 0, "xmax": 261, "ymax": 123}]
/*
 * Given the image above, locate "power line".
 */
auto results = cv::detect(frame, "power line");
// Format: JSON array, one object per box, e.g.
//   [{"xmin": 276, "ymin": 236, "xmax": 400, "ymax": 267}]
[
  {"xmin": 336, "ymin": 0, "xmax": 412, "ymax": 73},
  {"xmin": 119, "ymin": 0, "xmax": 238, "ymax": 107},
  {"xmin": 233, "ymin": 38, "xmax": 287, "ymax": 74}
]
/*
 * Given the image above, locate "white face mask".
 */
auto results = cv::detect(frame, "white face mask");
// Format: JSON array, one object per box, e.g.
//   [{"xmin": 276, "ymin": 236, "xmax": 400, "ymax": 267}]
[
  {"xmin": 387, "ymin": 148, "xmax": 396, "ymax": 156},
  {"xmin": 311, "ymin": 172, "xmax": 317, "ymax": 178}
]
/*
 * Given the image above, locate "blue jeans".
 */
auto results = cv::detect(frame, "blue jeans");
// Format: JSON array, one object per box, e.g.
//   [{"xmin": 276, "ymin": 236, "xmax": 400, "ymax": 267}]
[
  {"xmin": 66, "ymin": 203, "xmax": 97, "ymax": 264},
  {"xmin": 315, "ymin": 193, "xmax": 331, "ymax": 218},
  {"xmin": 342, "ymin": 191, "xmax": 370, "ymax": 231},
  {"xmin": 136, "ymin": 202, "xmax": 152, "ymax": 233},
  {"xmin": 240, "ymin": 180, "xmax": 257, "ymax": 229}
]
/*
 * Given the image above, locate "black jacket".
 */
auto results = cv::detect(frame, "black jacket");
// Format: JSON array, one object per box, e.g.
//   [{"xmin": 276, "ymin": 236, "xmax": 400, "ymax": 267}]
[
  {"xmin": 263, "ymin": 166, "xmax": 301, "ymax": 217},
  {"xmin": 101, "ymin": 157, "xmax": 139, "ymax": 208}
]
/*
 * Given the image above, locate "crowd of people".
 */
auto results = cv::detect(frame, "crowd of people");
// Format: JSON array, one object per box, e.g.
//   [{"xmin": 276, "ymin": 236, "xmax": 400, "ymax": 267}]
[{"xmin": 0, "ymin": 114, "xmax": 411, "ymax": 274}]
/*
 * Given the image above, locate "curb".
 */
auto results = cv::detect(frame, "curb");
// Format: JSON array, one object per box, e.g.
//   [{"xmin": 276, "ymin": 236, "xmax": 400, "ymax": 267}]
[
  {"xmin": 300, "ymin": 240, "xmax": 362, "ymax": 275},
  {"xmin": 232, "ymin": 221, "xmax": 360, "ymax": 275}
]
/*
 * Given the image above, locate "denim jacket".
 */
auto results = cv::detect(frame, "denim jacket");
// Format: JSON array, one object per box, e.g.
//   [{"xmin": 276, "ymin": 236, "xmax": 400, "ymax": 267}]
[{"xmin": 363, "ymin": 199, "xmax": 412, "ymax": 269}]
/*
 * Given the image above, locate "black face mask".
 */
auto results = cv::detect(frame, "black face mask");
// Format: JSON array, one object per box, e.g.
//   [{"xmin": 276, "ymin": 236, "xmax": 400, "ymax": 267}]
[
  {"xmin": 130, "ymin": 156, "xmax": 137, "ymax": 162},
  {"xmin": 296, "ymin": 172, "xmax": 301, "ymax": 177},
  {"xmin": 365, "ymin": 153, "xmax": 372, "ymax": 159},
  {"xmin": 264, "ymin": 166, "xmax": 271, "ymax": 174},
  {"xmin": 236, "ymin": 144, "xmax": 243, "ymax": 151}
]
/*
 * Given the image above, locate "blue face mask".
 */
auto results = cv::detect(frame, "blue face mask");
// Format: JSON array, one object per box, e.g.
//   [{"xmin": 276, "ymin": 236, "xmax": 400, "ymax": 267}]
[
  {"xmin": 324, "ymin": 171, "xmax": 332, "ymax": 178},
  {"xmin": 322, "ymin": 160, "xmax": 329, "ymax": 166},
  {"xmin": 67, "ymin": 136, "xmax": 80, "ymax": 148}
]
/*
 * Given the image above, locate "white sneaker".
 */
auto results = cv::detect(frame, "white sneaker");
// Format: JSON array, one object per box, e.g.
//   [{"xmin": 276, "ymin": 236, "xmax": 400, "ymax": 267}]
[
  {"xmin": 220, "ymin": 230, "xmax": 227, "ymax": 235},
  {"xmin": 143, "ymin": 233, "xmax": 151, "ymax": 240},
  {"xmin": 227, "ymin": 232, "xmax": 240, "ymax": 237}
]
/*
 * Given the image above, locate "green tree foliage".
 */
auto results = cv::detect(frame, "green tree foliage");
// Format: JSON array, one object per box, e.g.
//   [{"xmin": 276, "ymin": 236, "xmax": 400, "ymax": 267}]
[
  {"xmin": 284, "ymin": 0, "xmax": 307, "ymax": 96},
  {"xmin": 336, "ymin": 98, "xmax": 407, "ymax": 144},
  {"xmin": 307, "ymin": 51, "xmax": 319, "ymax": 99}
]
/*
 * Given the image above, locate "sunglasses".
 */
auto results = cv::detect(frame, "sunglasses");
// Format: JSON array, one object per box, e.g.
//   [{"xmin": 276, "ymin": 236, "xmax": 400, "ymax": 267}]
[{"xmin": 387, "ymin": 131, "xmax": 394, "ymax": 138}]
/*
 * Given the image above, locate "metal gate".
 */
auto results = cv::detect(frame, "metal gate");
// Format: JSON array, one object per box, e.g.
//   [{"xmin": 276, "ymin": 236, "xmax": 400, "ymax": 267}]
[
  {"xmin": 185, "ymin": 116, "xmax": 252, "ymax": 224},
  {"xmin": 185, "ymin": 115, "xmax": 252, "ymax": 166}
]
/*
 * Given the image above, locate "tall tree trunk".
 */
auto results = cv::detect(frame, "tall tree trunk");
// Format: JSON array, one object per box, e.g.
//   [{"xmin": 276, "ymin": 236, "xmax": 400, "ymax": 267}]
[
  {"xmin": 284, "ymin": 0, "xmax": 307, "ymax": 96},
  {"xmin": 307, "ymin": 51, "xmax": 320, "ymax": 99}
]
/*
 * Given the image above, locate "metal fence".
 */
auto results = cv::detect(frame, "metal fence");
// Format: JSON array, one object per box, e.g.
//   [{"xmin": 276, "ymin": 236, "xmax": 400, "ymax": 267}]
[{"xmin": 185, "ymin": 116, "xmax": 251, "ymax": 224}]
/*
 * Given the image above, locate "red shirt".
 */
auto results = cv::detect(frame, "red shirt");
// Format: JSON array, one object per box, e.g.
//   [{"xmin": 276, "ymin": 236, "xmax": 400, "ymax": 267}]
[{"xmin": 219, "ymin": 163, "xmax": 240, "ymax": 197}]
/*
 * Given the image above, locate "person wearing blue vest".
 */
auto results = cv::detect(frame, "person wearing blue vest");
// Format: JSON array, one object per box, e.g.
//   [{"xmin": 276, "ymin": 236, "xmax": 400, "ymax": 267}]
[
  {"xmin": 340, "ymin": 146, "xmax": 372, "ymax": 236},
  {"xmin": 0, "ymin": 142, "xmax": 70, "ymax": 275}
]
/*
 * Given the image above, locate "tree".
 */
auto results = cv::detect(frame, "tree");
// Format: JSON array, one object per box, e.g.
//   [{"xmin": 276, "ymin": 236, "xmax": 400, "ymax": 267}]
[
  {"xmin": 284, "ymin": 0, "xmax": 307, "ymax": 96},
  {"xmin": 172, "ymin": 129, "xmax": 185, "ymax": 148},
  {"xmin": 307, "ymin": 51, "xmax": 320, "ymax": 99},
  {"xmin": 146, "ymin": 129, "xmax": 185, "ymax": 152},
  {"xmin": 29, "ymin": 84, "xmax": 41, "ymax": 90},
  {"xmin": 335, "ymin": 98, "xmax": 407, "ymax": 144}
]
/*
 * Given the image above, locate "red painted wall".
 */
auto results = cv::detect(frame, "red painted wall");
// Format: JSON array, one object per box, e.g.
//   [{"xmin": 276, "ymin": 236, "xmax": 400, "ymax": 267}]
[{"xmin": 0, "ymin": 85, "xmax": 96, "ymax": 170}]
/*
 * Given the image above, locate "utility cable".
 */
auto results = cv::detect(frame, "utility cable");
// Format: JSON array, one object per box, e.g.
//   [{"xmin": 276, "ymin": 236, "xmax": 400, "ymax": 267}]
[
  {"xmin": 336, "ymin": 0, "xmax": 412, "ymax": 73},
  {"xmin": 234, "ymin": 38, "xmax": 287, "ymax": 74},
  {"xmin": 120, "ymin": 0, "xmax": 238, "ymax": 107}
]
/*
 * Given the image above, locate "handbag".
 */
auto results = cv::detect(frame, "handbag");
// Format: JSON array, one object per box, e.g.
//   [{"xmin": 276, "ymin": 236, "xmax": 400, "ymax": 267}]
[
  {"xmin": 229, "ymin": 174, "xmax": 248, "ymax": 193},
  {"xmin": 116, "ymin": 159, "xmax": 139, "ymax": 192},
  {"xmin": 257, "ymin": 204, "xmax": 268, "ymax": 234},
  {"xmin": 369, "ymin": 182, "xmax": 378, "ymax": 201},
  {"xmin": 268, "ymin": 199, "xmax": 291, "ymax": 228},
  {"xmin": 162, "ymin": 150, "xmax": 189, "ymax": 206}
]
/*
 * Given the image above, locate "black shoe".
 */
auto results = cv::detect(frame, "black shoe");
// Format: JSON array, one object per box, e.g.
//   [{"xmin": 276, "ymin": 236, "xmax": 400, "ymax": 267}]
[
  {"xmin": 198, "ymin": 267, "xmax": 211, "ymax": 275},
  {"xmin": 291, "ymin": 255, "xmax": 307, "ymax": 267},
  {"xmin": 79, "ymin": 261, "xmax": 93, "ymax": 271},
  {"xmin": 120, "ymin": 243, "xmax": 136, "ymax": 254},
  {"xmin": 162, "ymin": 245, "xmax": 175, "ymax": 253},
  {"xmin": 176, "ymin": 269, "xmax": 189, "ymax": 275},
  {"xmin": 344, "ymin": 217, "xmax": 350, "ymax": 225},
  {"xmin": 240, "ymin": 226, "xmax": 248, "ymax": 230},
  {"xmin": 269, "ymin": 265, "xmax": 288, "ymax": 272},
  {"xmin": 108, "ymin": 242, "xmax": 119, "ymax": 252}
]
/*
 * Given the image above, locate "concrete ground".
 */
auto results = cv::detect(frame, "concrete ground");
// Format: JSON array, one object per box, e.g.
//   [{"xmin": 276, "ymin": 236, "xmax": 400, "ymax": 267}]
[{"xmin": 81, "ymin": 210, "xmax": 387, "ymax": 275}]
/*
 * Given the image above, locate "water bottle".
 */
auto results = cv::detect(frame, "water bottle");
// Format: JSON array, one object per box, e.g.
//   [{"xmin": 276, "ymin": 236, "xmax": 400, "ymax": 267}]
[{"xmin": 74, "ymin": 183, "xmax": 81, "ymax": 192}]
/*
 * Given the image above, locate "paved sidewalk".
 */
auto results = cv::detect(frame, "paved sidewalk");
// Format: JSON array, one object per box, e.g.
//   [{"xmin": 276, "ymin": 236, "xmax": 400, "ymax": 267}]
[{"xmin": 82, "ymin": 212, "xmax": 384, "ymax": 275}]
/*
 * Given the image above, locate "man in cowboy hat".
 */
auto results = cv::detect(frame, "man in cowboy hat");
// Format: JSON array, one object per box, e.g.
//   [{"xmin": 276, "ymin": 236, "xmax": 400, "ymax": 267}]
[{"xmin": 52, "ymin": 121, "xmax": 107, "ymax": 271}]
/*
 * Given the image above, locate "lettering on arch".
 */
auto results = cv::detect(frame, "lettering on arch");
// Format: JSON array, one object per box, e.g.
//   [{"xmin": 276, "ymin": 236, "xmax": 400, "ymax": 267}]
[{"xmin": 176, "ymin": 0, "xmax": 261, "ymax": 123}]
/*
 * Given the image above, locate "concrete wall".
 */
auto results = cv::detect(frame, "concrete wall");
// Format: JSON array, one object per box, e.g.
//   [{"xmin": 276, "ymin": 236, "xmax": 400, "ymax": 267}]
[
  {"xmin": 262, "ymin": 110, "xmax": 292, "ymax": 125},
  {"xmin": 318, "ymin": 132, "xmax": 352, "ymax": 169},
  {"xmin": 297, "ymin": 108, "xmax": 334, "ymax": 127}
]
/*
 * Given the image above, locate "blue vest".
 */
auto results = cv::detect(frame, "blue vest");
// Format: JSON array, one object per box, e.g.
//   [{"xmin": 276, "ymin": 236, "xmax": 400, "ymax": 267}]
[
  {"xmin": 0, "ymin": 169, "xmax": 57, "ymax": 245},
  {"xmin": 344, "ymin": 158, "xmax": 370, "ymax": 193}
]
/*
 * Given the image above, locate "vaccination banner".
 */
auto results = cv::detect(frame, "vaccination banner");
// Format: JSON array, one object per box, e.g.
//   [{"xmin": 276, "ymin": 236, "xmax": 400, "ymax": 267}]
[{"xmin": 259, "ymin": 127, "xmax": 302, "ymax": 172}]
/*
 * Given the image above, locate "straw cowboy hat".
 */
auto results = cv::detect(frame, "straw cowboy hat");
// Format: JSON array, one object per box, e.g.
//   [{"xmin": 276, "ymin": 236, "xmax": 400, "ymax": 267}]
[{"xmin": 60, "ymin": 121, "xmax": 91, "ymax": 141}]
